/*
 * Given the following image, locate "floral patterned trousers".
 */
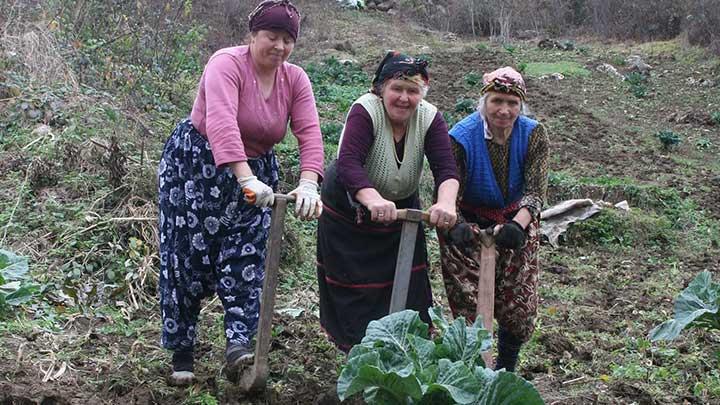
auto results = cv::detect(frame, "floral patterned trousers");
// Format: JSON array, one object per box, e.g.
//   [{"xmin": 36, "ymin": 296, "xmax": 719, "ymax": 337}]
[
  {"xmin": 439, "ymin": 218, "xmax": 541, "ymax": 342},
  {"xmin": 157, "ymin": 119, "xmax": 278, "ymax": 350}
]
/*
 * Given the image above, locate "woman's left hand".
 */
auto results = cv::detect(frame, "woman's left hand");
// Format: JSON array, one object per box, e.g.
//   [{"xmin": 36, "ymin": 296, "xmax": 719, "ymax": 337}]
[
  {"xmin": 289, "ymin": 178, "xmax": 323, "ymax": 220},
  {"xmin": 427, "ymin": 202, "xmax": 457, "ymax": 230}
]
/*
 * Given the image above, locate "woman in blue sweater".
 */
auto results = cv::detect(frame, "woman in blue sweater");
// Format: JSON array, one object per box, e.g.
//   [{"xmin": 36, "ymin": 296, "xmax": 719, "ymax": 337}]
[{"xmin": 441, "ymin": 67, "xmax": 549, "ymax": 372}]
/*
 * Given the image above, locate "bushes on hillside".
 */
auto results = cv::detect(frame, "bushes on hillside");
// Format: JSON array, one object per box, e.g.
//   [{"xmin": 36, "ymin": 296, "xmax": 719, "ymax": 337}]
[
  {"xmin": 686, "ymin": 0, "xmax": 720, "ymax": 55},
  {"xmin": 397, "ymin": 0, "xmax": 719, "ymax": 54}
]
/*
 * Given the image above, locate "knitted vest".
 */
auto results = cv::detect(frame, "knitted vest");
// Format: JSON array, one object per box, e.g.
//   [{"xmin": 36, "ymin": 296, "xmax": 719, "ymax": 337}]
[
  {"xmin": 449, "ymin": 113, "xmax": 537, "ymax": 208},
  {"xmin": 340, "ymin": 93, "xmax": 437, "ymax": 200}
]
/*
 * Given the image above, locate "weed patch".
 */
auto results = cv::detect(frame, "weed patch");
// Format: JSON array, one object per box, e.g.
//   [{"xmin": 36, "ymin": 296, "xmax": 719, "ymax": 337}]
[
  {"xmin": 654, "ymin": 129, "xmax": 681, "ymax": 150},
  {"xmin": 625, "ymin": 72, "xmax": 648, "ymax": 98},
  {"xmin": 521, "ymin": 62, "xmax": 589, "ymax": 77}
]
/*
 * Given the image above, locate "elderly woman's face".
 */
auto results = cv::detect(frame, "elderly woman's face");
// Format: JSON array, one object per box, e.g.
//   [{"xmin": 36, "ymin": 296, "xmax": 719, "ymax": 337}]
[
  {"xmin": 484, "ymin": 91, "xmax": 521, "ymax": 130},
  {"xmin": 250, "ymin": 29, "xmax": 295, "ymax": 71},
  {"xmin": 381, "ymin": 79, "xmax": 423, "ymax": 127}
]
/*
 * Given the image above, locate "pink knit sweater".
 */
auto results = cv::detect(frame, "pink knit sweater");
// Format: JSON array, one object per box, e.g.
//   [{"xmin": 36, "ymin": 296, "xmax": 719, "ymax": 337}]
[{"xmin": 190, "ymin": 45, "xmax": 324, "ymax": 176}]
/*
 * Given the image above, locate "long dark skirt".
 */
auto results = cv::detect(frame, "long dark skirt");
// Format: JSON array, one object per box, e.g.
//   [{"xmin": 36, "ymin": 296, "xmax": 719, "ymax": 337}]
[{"xmin": 316, "ymin": 162, "xmax": 433, "ymax": 352}]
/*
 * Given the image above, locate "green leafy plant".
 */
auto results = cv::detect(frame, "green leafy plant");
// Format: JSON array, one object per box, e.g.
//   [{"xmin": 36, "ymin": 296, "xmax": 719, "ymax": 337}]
[
  {"xmin": 476, "ymin": 43, "xmax": 489, "ymax": 52},
  {"xmin": 649, "ymin": 271, "xmax": 720, "ymax": 341},
  {"xmin": 305, "ymin": 57, "xmax": 368, "ymax": 116},
  {"xmin": 711, "ymin": 111, "xmax": 720, "ymax": 126},
  {"xmin": 337, "ymin": 308, "xmax": 544, "ymax": 404},
  {"xmin": 655, "ymin": 130, "xmax": 681, "ymax": 150},
  {"xmin": 416, "ymin": 54, "xmax": 433, "ymax": 63},
  {"xmin": 0, "ymin": 249, "xmax": 40, "ymax": 314},
  {"xmin": 517, "ymin": 62, "xmax": 527, "ymax": 74},
  {"xmin": 611, "ymin": 55, "xmax": 627, "ymax": 66},
  {"xmin": 625, "ymin": 72, "xmax": 648, "ymax": 98},
  {"xmin": 503, "ymin": 43, "xmax": 517, "ymax": 54},
  {"xmin": 464, "ymin": 72, "xmax": 482, "ymax": 87},
  {"xmin": 566, "ymin": 210, "xmax": 635, "ymax": 247},
  {"xmin": 305, "ymin": 57, "xmax": 367, "ymax": 87},
  {"xmin": 455, "ymin": 99, "xmax": 476, "ymax": 114},
  {"xmin": 321, "ymin": 121, "xmax": 344, "ymax": 145},
  {"xmin": 443, "ymin": 111, "xmax": 461, "ymax": 129},
  {"xmin": 562, "ymin": 40, "xmax": 575, "ymax": 51},
  {"xmin": 577, "ymin": 46, "xmax": 591, "ymax": 56},
  {"xmin": 695, "ymin": 138, "xmax": 712, "ymax": 150}
]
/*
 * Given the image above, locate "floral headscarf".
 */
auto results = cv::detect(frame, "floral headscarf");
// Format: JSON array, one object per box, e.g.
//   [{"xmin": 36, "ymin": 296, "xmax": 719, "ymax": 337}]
[{"xmin": 481, "ymin": 66, "xmax": 526, "ymax": 101}]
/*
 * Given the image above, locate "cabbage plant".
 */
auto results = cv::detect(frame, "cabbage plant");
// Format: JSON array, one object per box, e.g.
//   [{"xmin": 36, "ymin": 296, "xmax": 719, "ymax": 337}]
[
  {"xmin": 337, "ymin": 308, "xmax": 544, "ymax": 404},
  {"xmin": 0, "ymin": 249, "xmax": 39, "ymax": 314},
  {"xmin": 650, "ymin": 271, "xmax": 720, "ymax": 341}
]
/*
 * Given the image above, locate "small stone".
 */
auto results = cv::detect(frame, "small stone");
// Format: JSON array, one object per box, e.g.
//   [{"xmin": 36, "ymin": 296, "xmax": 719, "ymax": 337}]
[
  {"xmin": 31, "ymin": 124, "xmax": 52, "ymax": 137},
  {"xmin": 614, "ymin": 200, "xmax": 630, "ymax": 211},
  {"xmin": 376, "ymin": 1, "xmax": 393, "ymax": 11}
]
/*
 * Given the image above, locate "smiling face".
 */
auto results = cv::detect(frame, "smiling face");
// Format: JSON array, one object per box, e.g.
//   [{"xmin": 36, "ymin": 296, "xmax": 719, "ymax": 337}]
[
  {"xmin": 380, "ymin": 79, "xmax": 423, "ymax": 127},
  {"xmin": 484, "ymin": 91, "xmax": 522, "ymax": 131},
  {"xmin": 249, "ymin": 29, "xmax": 295, "ymax": 72}
]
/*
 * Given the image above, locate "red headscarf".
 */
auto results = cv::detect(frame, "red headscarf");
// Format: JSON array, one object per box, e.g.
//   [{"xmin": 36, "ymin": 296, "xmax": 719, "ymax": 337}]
[{"xmin": 248, "ymin": 0, "xmax": 301, "ymax": 41}]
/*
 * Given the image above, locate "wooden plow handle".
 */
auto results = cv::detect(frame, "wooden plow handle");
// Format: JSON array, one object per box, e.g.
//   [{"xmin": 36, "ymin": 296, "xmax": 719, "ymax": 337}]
[{"xmin": 238, "ymin": 194, "xmax": 295, "ymax": 392}]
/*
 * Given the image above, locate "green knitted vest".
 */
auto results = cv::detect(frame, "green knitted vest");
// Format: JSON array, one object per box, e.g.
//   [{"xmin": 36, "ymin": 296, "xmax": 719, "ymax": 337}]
[{"xmin": 340, "ymin": 93, "xmax": 438, "ymax": 200}]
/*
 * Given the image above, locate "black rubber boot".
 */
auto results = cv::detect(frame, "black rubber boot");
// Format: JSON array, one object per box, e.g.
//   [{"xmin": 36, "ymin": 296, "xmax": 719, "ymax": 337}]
[
  {"xmin": 495, "ymin": 327, "xmax": 522, "ymax": 372},
  {"xmin": 224, "ymin": 343, "xmax": 254, "ymax": 382},
  {"xmin": 168, "ymin": 349, "xmax": 195, "ymax": 386}
]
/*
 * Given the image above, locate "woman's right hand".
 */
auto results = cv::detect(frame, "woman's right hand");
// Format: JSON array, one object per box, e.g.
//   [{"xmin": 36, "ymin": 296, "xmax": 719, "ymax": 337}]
[
  {"xmin": 366, "ymin": 198, "xmax": 397, "ymax": 224},
  {"xmin": 238, "ymin": 175, "xmax": 275, "ymax": 208}
]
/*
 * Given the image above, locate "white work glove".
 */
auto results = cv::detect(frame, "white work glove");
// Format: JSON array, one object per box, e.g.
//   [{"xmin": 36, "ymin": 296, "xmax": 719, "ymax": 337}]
[
  {"xmin": 238, "ymin": 175, "xmax": 275, "ymax": 208},
  {"xmin": 289, "ymin": 178, "xmax": 322, "ymax": 220}
]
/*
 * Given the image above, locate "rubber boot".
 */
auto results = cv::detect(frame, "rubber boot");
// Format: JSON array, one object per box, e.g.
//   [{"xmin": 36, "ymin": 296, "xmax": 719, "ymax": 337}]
[
  {"xmin": 495, "ymin": 327, "xmax": 522, "ymax": 372},
  {"xmin": 168, "ymin": 349, "xmax": 194, "ymax": 386},
  {"xmin": 224, "ymin": 343, "xmax": 254, "ymax": 382}
]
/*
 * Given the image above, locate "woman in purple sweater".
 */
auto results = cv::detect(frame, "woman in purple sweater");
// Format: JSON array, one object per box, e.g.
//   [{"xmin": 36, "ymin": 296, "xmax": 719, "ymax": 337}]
[
  {"xmin": 316, "ymin": 51, "xmax": 460, "ymax": 351},
  {"xmin": 157, "ymin": 0, "xmax": 324, "ymax": 385}
]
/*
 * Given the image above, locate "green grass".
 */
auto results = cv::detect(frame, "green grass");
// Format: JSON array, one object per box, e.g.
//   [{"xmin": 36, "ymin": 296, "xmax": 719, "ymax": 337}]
[{"xmin": 521, "ymin": 61, "xmax": 590, "ymax": 77}]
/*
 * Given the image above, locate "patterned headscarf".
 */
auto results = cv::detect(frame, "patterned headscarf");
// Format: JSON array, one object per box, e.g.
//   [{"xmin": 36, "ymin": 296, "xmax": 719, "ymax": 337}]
[
  {"xmin": 248, "ymin": 0, "xmax": 301, "ymax": 41},
  {"xmin": 371, "ymin": 51, "xmax": 429, "ymax": 95},
  {"xmin": 481, "ymin": 66, "xmax": 527, "ymax": 101}
]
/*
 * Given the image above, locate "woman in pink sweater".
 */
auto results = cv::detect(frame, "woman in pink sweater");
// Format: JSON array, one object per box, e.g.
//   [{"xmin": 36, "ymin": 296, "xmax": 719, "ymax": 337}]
[{"xmin": 157, "ymin": 0, "xmax": 324, "ymax": 385}]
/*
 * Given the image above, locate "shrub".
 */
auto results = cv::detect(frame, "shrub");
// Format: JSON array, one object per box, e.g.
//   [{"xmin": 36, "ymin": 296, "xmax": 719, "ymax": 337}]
[
  {"xmin": 464, "ymin": 71, "xmax": 482, "ymax": 87},
  {"xmin": 321, "ymin": 121, "xmax": 344, "ymax": 145},
  {"xmin": 565, "ymin": 209, "xmax": 673, "ymax": 249},
  {"xmin": 711, "ymin": 111, "xmax": 720, "ymax": 126},
  {"xmin": 625, "ymin": 72, "xmax": 648, "ymax": 98},
  {"xmin": 305, "ymin": 57, "xmax": 368, "ymax": 116},
  {"xmin": 455, "ymin": 99, "xmax": 476, "ymax": 114},
  {"xmin": 695, "ymin": 138, "xmax": 712, "ymax": 150},
  {"xmin": 685, "ymin": 0, "xmax": 720, "ymax": 55},
  {"xmin": 655, "ymin": 130, "xmax": 681, "ymax": 150},
  {"xmin": 443, "ymin": 111, "xmax": 461, "ymax": 129}
]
